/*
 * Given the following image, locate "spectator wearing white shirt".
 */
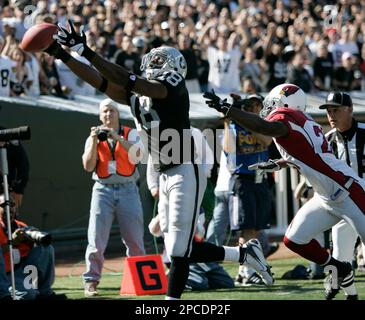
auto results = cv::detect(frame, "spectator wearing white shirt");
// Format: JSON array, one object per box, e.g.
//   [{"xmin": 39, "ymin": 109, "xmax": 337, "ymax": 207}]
[
  {"xmin": 55, "ymin": 52, "xmax": 95, "ymax": 98},
  {"xmin": 0, "ymin": 36, "xmax": 16, "ymax": 97}
]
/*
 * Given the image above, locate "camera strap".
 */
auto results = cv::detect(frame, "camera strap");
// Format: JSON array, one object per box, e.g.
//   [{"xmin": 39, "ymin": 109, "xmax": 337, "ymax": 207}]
[{"xmin": 106, "ymin": 125, "xmax": 125, "ymax": 160}]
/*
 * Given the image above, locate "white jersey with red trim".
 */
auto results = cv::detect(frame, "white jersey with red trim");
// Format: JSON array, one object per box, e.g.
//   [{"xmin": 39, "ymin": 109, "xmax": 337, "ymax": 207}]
[{"xmin": 266, "ymin": 107, "xmax": 365, "ymax": 201}]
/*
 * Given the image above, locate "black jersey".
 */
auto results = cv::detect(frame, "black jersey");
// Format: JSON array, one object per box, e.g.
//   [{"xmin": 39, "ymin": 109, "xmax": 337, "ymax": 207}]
[{"xmin": 130, "ymin": 71, "xmax": 193, "ymax": 171}]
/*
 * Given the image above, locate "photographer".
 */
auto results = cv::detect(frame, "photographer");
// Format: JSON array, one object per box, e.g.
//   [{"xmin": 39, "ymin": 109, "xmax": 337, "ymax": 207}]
[
  {"xmin": 0, "ymin": 193, "xmax": 63, "ymax": 300},
  {"xmin": 0, "ymin": 126, "xmax": 30, "ymax": 208},
  {"xmin": 82, "ymin": 98, "xmax": 145, "ymax": 297}
]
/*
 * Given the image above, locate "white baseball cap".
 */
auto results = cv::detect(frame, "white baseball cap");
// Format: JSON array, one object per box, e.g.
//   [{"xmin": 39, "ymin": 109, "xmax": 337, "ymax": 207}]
[
  {"xmin": 99, "ymin": 98, "xmax": 119, "ymax": 113},
  {"xmin": 342, "ymin": 51, "xmax": 352, "ymax": 60}
]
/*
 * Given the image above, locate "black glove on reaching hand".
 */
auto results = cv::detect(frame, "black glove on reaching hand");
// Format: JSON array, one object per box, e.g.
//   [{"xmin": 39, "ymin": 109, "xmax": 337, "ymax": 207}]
[
  {"xmin": 55, "ymin": 20, "xmax": 95, "ymax": 60},
  {"xmin": 203, "ymin": 90, "xmax": 232, "ymax": 116}
]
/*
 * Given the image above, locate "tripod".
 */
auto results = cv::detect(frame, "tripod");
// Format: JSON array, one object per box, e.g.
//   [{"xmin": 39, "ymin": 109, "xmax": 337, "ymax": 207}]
[{"xmin": 0, "ymin": 146, "xmax": 16, "ymax": 300}]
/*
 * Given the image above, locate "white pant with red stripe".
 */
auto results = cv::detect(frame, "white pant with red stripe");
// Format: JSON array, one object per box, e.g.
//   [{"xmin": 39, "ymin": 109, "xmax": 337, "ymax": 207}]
[{"xmin": 285, "ymin": 192, "xmax": 365, "ymax": 247}]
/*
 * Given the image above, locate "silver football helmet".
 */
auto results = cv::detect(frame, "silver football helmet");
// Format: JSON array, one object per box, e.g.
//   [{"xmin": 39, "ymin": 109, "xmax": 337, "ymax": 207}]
[{"xmin": 140, "ymin": 46, "xmax": 187, "ymax": 80}]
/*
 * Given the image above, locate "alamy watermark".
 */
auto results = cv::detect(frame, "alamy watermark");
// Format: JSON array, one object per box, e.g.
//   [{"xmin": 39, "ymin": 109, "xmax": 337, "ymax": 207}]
[
  {"xmin": 324, "ymin": 265, "xmax": 338, "ymax": 290},
  {"xmin": 126, "ymin": 127, "xmax": 237, "ymax": 167},
  {"xmin": 23, "ymin": 264, "xmax": 38, "ymax": 290}
]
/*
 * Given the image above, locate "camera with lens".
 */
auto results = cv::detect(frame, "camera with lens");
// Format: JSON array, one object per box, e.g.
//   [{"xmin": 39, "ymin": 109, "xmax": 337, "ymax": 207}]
[
  {"xmin": 95, "ymin": 127, "xmax": 110, "ymax": 141},
  {"xmin": 21, "ymin": 227, "xmax": 52, "ymax": 246}
]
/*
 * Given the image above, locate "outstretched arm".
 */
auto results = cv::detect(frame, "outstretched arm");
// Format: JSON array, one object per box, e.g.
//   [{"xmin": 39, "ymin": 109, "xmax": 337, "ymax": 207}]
[
  {"xmin": 45, "ymin": 42, "xmax": 127, "ymax": 104},
  {"xmin": 88, "ymin": 54, "xmax": 168, "ymax": 99},
  {"xmin": 227, "ymin": 107, "xmax": 288, "ymax": 137},
  {"xmin": 66, "ymin": 58, "xmax": 129, "ymax": 104},
  {"xmin": 56, "ymin": 20, "xmax": 168, "ymax": 99},
  {"xmin": 203, "ymin": 91, "xmax": 289, "ymax": 137}
]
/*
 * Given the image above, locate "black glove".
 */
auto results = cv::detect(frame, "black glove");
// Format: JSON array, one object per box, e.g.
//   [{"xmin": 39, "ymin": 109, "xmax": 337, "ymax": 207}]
[
  {"xmin": 203, "ymin": 90, "xmax": 232, "ymax": 116},
  {"xmin": 230, "ymin": 93, "xmax": 246, "ymax": 109},
  {"xmin": 44, "ymin": 41, "xmax": 71, "ymax": 63},
  {"xmin": 55, "ymin": 20, "xmax": 95, "ymax": 60}
]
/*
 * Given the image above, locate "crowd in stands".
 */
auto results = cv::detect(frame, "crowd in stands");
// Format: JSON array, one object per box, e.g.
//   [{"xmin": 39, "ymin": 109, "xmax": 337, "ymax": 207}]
[{"xmin": 1, "ymin": 0, "xmax": 365, "ymax": 98}]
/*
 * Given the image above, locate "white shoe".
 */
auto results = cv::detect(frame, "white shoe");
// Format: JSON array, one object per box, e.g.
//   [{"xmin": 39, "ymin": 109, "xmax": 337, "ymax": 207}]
[
  {"xmin": 240, "ymin": 239, "xmax": 274, "ymax": 286},
  {"xmin": 84, "ymin": 282, "xmax": 98, "ymax": 297}
]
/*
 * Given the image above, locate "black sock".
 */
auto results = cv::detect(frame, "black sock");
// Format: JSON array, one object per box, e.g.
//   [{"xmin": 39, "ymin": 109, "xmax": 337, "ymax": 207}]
[
  {"xmin": 325, "ymin": 257, "xmax": 351, "ymax": 276},
  {"xmin": 167, "ymin": 257, "xmax": 189, "ymax": 299},
  {"xmin": 325, "ymin": 257, "xmax": 343, "ymax": 269},
  {"xmin": 189, "ymin": 241, "xmax": 225, "ymax": 262}
]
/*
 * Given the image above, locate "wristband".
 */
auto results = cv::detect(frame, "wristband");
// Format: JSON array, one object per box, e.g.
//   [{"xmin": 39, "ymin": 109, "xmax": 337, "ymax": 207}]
[
  {"xmin": 82, "ymin": 45, "xmax": 96, "ymax": 61},
  {"xmin": 98, "ymin": 77, "xmax": 108, "ymax": 93},
  {"xmin": 56, "ymin": 49, "xmax": 71, "ymax": 63},
  {"xmin": 125, "ymin": 73, "xmax": 137, "ymax": 92}
]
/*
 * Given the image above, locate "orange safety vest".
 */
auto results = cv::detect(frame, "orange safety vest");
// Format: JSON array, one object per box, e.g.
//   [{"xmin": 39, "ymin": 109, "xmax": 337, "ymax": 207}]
[
  {"xmin": 96, "ymin": 126, "xmax": 136, "ymax": 178},
  {"xmin": 0, "ymin": 220, "xmax": 33, "ymax": 273}
]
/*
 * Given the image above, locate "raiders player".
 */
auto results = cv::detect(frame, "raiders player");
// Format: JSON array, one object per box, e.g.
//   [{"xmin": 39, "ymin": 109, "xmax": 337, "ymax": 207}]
[{"xmin": 43, "ymin": 20, "xmax": 273, "ymax": 299}]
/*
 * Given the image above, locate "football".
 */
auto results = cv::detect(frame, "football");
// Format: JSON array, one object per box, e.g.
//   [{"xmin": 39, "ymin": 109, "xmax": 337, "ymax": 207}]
[{"xmin": 20, "ymin": 23, "xmax": 58, "ymax": 53}]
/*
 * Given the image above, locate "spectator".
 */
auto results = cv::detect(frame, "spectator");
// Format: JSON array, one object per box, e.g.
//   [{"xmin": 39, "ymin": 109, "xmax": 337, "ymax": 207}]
[
  {"xmin": 108, "ymin": 27, "xmax": 124, "ymax": 59},
  {"xmin": 205, "ymin": 133, "xmax": 233, "ymax": 247},
  {"xmin": 177, "ymin": 33, "xmax": 200, "ymax": 93},
  {"xmin": 0, "ymin": 36, "xmax": 16, "ymax": 97},
  {"xmin": 241, "ymin": 77, "xmax": 257, "ymax": 94},
  {"xmin": 0, "ymin": 193, "xmax": 65, "ymax": 300},
  {"xmin": 9, "ymin": 47, "xmax": 33, "ymax": 96},
  {"xmin": 286, "ymin": 52, "xmax": 313, "ymax": 93},
  {"xmin": 198, "ymin": 21, "xmax": 241, "ymax": 93},
  {"xmin": 55, "ymin": 52, "xmax": 95, "ymax": 98},
  {"xmin": 26, "ymin": 52, "xmax": 41, "ymax": 97},
  {"xmin": 82, "ymin": 98, "xmax": 145, "ymax": 298},
  {"xmin": 3, "ymin": 1, "xmax": 365, "ymax": 96},
  {"xmin": 112, "ymin": 35, "xmax": 141, "ymax": 75},
  {"xmin": 39, "ymin": 53, "xmax": 67, "ymax": 98},
  {"xmin": 241, "ymin": 47, "xmax": 262, "ymax": 92},
  {"xmin": 205, "ymin": 31, "xmax": 242, "ymax": 94},
  {"xmin": 334, "ymin": 52, "xmax": 361, "ymax": 91},
  {"xmin": 194, "ymin": 48, "xmax": 209, "ymax": 92},
  {"xmin": 264, "ymin": 23, "xmax": 287, "ymax": 91},
  {"xmin": 313, "ymin": 41, "xmax": 334, "ymax": 91},
  {"xmin": 132, "ymin": 36, "xmax": 147, "ymax": 58},
  {"xmin": 0, "ymin": 133, "xmax": 29, "ymax": 208}
]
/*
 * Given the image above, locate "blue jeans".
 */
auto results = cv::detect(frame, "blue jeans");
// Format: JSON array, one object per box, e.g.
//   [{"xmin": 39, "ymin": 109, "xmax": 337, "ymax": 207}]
[
  {"xmin": 0, "ymin": 245, "xmax": 55, "ymax": 300},
  {"xmin": 186, "ymin": 262, "xmax": 234, "ymax": 290},
  {"xmin": 206, "ymin": 190, "xmax": 231, "ymax": 246},
  {"xmin": 83, "ymin": 181, "xmax": 145, "ymax": 283}
]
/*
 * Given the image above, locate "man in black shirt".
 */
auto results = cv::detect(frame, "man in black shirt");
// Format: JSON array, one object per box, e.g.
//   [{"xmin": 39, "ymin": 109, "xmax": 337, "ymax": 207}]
[
  {"xmin": 177, "ymin": 34, "xmax": 200, "ymax": 93},
  {"xmin": 286, "ymin": 52, "xmax": 313, "ymax": 93},
  {"xmin": 43, "ymin": 20, "xmax": 273, "ymax": 299},
  {"xmin": 313, "ymin": 42, "xmax": 334, "ymax": 91},
  {"xmin": 334, "ymin": 52, "xmax": 361, "ymax": 91},
  {"xmin": 113, "ymin": 35, "xmax": 141, "ymax": 76}
]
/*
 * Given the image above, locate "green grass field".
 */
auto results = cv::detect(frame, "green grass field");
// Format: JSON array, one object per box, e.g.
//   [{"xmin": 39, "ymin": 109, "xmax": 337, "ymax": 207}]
[{"xmin": 53, "ymin": 257, "xmax": 365, "ymax": 300}]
